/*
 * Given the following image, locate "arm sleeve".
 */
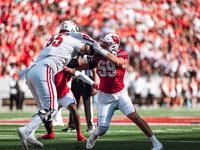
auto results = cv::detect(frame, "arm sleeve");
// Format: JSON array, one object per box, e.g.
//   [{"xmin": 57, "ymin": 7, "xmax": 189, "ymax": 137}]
[
  {"xmin": 69, "ymin": 32, "xmax": 95, "ymax": 52},
  {"xmin": 67, "ymin": 59, "xmax": 79, "ymax": 68},
  {"xmin": 70, "ymin": 37, "xmax": 85, "ymax": 52},
  {"xmin": 74, "ymin": 71, "xmax": 94, "ymax": 85}
]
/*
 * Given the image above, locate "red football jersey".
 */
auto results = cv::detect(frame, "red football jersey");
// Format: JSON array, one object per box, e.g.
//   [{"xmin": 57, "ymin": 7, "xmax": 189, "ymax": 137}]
[
  {"xmin": 55, "ymin": 68, "xmax": 70, "ymax": 99},
  {"xmin": 95, "ymin": 49, "xmax": 128, "ymax": 94}
]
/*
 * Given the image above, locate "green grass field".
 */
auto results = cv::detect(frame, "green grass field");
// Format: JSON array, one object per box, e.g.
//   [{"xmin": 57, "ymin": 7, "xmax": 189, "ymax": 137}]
[{"xmin": 0, "ymin": 108, "xmax": 200, "ymax": 150}]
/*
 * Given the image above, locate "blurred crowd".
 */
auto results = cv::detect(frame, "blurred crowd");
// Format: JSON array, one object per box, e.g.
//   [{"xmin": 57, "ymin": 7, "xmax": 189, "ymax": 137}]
[{"xmin": 0, "ymin": 0, "xmax": 200, "ymax": 108}]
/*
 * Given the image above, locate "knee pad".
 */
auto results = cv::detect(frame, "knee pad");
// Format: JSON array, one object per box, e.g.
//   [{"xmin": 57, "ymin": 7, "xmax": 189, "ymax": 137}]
[
  {"xmin": 95, "ymin": 126, "xmax": 108, "ymax": 136},
  {"xmin": 38, "ymin": 109, "xmax": 57, "ymax": 122}
]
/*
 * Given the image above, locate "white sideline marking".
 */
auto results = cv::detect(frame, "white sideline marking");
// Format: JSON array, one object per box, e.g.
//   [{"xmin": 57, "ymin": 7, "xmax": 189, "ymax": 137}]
[{"xmin": 0, "ymin": 129, "xmax": 196, "ymax": 137}]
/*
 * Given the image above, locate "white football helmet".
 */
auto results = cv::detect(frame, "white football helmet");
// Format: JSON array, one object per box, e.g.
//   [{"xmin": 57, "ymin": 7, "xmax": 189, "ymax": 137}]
[
  {"xmin": 100, "ymin": 32, "xmax": 120, "ymax": 55},
  {"xmin": 60, "ymin": 20, "xmax": 79, "ymax": 33}
]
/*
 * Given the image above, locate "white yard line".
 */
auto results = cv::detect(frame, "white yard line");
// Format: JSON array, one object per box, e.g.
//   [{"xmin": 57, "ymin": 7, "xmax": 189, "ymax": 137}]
[{"xmin": 1, "ymin": 134, "xmax": 200, "ymax": 144}]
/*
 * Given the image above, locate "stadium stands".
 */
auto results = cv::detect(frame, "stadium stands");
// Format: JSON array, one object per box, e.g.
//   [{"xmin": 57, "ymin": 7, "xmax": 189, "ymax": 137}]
[{"xmin": 0, "ymin": 0, "xmax": 199, "ymax": 108}]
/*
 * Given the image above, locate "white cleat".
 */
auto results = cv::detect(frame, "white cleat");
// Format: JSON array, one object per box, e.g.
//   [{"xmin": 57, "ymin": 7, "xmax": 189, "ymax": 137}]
[
  {"xmin": 17, "ymin": 127, "xmax": 29, "ymax": 150},
  {"xmin": 27, "ymin": 134, "xmax": 44, "ymax": 149},
  {"xmin": 86, "ymin": 138, "xmax": 96, "ymax": 149},
  {"xmin": 151, "ymin": 141, "xmax": 163, "ymax": 150}
]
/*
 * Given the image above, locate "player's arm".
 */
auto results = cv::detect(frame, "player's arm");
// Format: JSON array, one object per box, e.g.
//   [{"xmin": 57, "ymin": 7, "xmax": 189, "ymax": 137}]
[
  {"xmin": 63, "ymin": 68, "xmax": 99, "ymax": 90},
  {"xmin": 67, "ymin": 58, "xmax": 90, "ymax": 70},
  {"xmin": 68, "ymin": 55, "xmax": 96, "ymax": 71},
  {"xmin": 105, "ymin": 52, "xmax": 125, "ymax": 67},
  {"xmin": 72, "ymin": 33, "xmax": 96, "ymax": 55},
  {"xmin": 79, "ymin": 43, "xmax": 95, "ymax": 55},
  {"xmin": 90, "ymin": 68, "xmax": 99, "ymax": 95},
  {"xmin": 92, "ymin": 42, "xmax": 125, "ymax": 67},
  {"xmin": 67, "ymin": 58, "xmax": 86, "ymax": 68}
]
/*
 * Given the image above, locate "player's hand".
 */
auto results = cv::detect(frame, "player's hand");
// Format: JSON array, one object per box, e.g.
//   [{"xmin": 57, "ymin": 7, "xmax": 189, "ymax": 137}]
[{"xmin": 92, "ymin": 82, "xmax": 99, "ymax": 90}]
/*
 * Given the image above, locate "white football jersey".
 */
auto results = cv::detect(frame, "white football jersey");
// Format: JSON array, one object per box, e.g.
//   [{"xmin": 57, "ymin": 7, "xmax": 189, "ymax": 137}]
[{"xmin": 34, "ymin": 32, "xmax": 95, "ymax": 75}]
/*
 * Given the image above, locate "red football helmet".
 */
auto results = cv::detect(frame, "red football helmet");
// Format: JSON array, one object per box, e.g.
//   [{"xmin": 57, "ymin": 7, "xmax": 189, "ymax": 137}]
[{"xmin": 100, "ymin": 32, "xmax": 120, "ymax": 55}]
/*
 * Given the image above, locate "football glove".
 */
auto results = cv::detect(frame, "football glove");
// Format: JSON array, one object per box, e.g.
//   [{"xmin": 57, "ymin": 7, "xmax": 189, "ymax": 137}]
[{"xmin": 92, "ymin": 82, "xmax": 99, "ymax": 90}]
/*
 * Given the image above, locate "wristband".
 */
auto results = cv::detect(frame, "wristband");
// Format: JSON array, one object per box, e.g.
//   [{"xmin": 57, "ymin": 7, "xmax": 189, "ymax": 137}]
[
  {"xmin": 99, "ymin": 48, "xmax": 108, "ymax": 57},
  {"xmin": 93, "ymin": 42, "xmax": 108, "ymax": 57}
]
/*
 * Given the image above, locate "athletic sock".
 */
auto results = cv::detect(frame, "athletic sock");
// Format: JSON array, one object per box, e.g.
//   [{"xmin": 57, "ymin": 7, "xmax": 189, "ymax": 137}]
[
  {"xmin": 28, "ymin": 128, "xmax": 36, "ymax": 138},
  {"xmin": 77, "ymin": 130, "xmax": 88, "ymax": 141},
  {"xmin": 150, "ymin": 135, "xmax": 157, "ymax": 141},
  {"xmin": 89, "ymin": 128, "xmax": 99, "ymax": 141},
  {"xmin": 150, "ymin": 135, "xmax": 160, "ymax": 145},
  {"xmin": 26, "ymin": 114, "xmax": 43, "ymax": 134},
  {"xmin": 77, "ymin": 130, "xmax": 83, "ymax": 137}
]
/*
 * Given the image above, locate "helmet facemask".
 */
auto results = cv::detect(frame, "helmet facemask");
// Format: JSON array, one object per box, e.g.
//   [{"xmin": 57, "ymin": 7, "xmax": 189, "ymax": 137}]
[{"xmin": 100, "ymin": 33, "xmax": 120, "ymax": 55}]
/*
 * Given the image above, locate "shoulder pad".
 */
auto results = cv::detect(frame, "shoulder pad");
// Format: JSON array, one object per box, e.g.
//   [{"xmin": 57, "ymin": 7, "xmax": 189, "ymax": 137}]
[{"xmin": 117, "ymin": 49, "xmax": 128, "ymax": 58}]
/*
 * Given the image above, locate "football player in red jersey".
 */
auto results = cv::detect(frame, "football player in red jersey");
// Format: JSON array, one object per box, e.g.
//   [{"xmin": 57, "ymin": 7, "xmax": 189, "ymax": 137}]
[
  {"xmin": 37, "ymin": 67, "xmax": 99, "ymax": 141},
  {"xmin": 75, "ymin": 32, "xmax": 163, "ymax": 150}
]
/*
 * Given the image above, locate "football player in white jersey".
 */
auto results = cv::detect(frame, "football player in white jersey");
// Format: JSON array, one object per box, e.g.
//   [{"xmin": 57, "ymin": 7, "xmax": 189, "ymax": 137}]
[
  {"xmin": 17, "ymin": 21, "xmax": 96, "ymax": 150},
  {"xmin": 37, "ymin": 67, "xmax": 99, "ymax": 141},
  {"xmin": 73, "ymin": 32, "xmax": 163, "ymax": 150}
]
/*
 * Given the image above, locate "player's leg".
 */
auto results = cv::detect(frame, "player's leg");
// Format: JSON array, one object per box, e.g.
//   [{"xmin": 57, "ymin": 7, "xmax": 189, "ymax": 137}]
[
  {"xmin": 86, "ymin": 95, "xmax": 117, "ymax": 149},
  {"xmin": 68, "ymin": 103, "xmax": 87, "ymax": 141},
  {"xmin": 37, "ymin": 107, "xmax": 64, "ymax": 139},
  {"xmin": 118, "ymin": 90, "xmax": 163, "ymax": 150},
  {"xmin": 17, "ymin": 82, "xmax": 44, "ymax": 150},
  {"xmin": 60, "ymin": 91, "xmax": 87, "ymax": 141},
  {"xmin": 31, "ymin": 65, "xmax": 58, "ymax": 139},
  {"xmin": 28, "ymin": 65, "xmax": 58, "ymax": 126},
  {"xmin": 66, "ymin": 90, "xmax": 80, "ymax": 132},
  {"xmin": 37, "ymin": 121, "xmax": 56, "ymax": 139},
  {"xmin": 17, "ymin": 65, "xmax": 58, "ymax": 149},
  {"xmin": 128, "ymin": 113, "xmax": 163, "ymax": 150},
  {"xmin": 62, "ymin": 80, "xmax": 81, "ymax": 132},
  {"xmin": 37, "ymin": 108, "xmax": 60, "ymax": 140}
]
